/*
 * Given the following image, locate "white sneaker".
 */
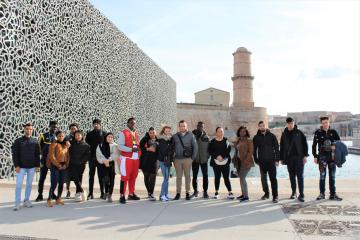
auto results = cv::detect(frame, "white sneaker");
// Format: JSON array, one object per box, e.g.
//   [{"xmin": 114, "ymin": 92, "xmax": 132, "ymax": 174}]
[
  {"xmin": 165, "ymin": 194, "xmax": 172, "ymax": 200},
  {"xmin": 214, "ymin": 193, "xmax": 220, "ymax": 199},
  {"xmin": 23, "ymin": 201, "xmax": 33, "ymax": 208},
  {"xmin": 75, "ymin": 193, "xmax": 82, "ymax": 202},
  {"xmin": 81, "ymin": 191, "xmax": 87, "ymax": 202},
  {"xmin": 149, "ymin": 194, "xmax": 156, "ymax": 201},
  {"xmin": 13, "ymin": 205, "xmax": 21, "ymax": 211},
  {"xmin": 160, "ymin": 195, "xmax": 168, "ymax": 202},
  {"xmin": 227, "ymin": 193, "xmax": 235, "ymax": 200}
]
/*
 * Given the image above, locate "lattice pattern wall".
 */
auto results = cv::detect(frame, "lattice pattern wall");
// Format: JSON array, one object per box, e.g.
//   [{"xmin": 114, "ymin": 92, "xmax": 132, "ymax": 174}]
[{"xmin": 0, "ymin": 0, "xmax": 177, "ymax": 178}]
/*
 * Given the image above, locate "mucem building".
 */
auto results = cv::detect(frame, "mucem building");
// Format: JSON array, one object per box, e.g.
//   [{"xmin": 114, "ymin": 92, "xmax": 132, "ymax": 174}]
[{"xmin": 0, "ymin": 0, "xmax": 177, "ymax": 178}]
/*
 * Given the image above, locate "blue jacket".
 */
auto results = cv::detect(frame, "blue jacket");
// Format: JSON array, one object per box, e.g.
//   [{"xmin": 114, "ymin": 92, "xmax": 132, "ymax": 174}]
[{"xmin": 334, "ymin": 141, "xmax": 348, "ymax": 167}]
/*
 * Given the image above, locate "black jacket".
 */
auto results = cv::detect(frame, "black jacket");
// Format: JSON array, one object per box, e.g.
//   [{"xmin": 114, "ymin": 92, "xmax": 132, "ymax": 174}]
[
  {"xmin": 280, "ymin": 126, "xmax": 309, "ymax": 164},
  {"xmin": 12, "ymin": 136, "xmax": 40, "ymax": 168},
  {"xmin": 253, "ymin": 129, "xmax": 280, "ymax": 163},
  {"xmin": 208, "ymin": 137, "xmax": 231, "ymax": 167},
  {"xmin": 38, "ymin": 132, "xmax": 56, "ymax": 164},
  {"xmin": 69, "ymin": 140, "xmax": 91, "ymax": 165},
  {"xmin": 157, "ymin": 135, "xmax": 174, "ymax": 164},
  {"xmin": 139, "ymin": 134, "xmax": 159, "ymax": 174},
  {"xmin": 85, "ymin": 129, "xmax": 106, "ymax": 164},
  {"xmin": 312, "ymin": 127, "xmax": 340, "ymax": 158}
]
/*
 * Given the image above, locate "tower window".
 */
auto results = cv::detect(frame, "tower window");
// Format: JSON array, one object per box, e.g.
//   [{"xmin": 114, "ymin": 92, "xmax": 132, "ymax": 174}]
[{"xmin": 210, "ymin": 95, "xmax": 214, "ymax": 100}]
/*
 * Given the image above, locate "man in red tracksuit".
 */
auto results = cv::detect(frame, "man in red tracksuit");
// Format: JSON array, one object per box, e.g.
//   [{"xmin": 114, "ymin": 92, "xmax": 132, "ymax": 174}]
[{"xmin": 117, "ymin": 117, "xmax": 142, "ymax": 204}]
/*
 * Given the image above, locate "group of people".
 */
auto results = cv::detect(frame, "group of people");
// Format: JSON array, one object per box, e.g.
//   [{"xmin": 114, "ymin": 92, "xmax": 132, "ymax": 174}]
[{"xmin": 12, "ymin": 115, "xmax": 345, "ymax": 211}]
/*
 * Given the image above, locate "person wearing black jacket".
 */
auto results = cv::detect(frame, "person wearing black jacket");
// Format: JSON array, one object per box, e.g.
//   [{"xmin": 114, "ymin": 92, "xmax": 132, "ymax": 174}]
[
  {"xmin": 253, "ymin": 121, "xmax": 280, "ymax": 203},
  {"xmin": 280, "ymin": 117, "xmax": 308, "ymax": 202},
  {"xmin": 157, "ymin": 125, "xmax": 174, "ymax": 202},
  {"xmin": 12, "ymin": 123, "xmax": 40, "ymax": 211},
  {"xmin": 69, "ymin": 130, "xmax": 90, "ymax": 201},
  {"xmin": 312, "ymin": 116, "xmax": 342, "ymax": 201},
  {"xmin": 64, "ymin": 123, "xmax": 79, "ymax": 199},
  {"xmin": 35, "ymin": 120, "xmax": 58, "ymax": 202},
  {"xmin": 85, "ymin": 119, "xmax": 107, "ymax": 200},
  {"xmin": 139, "ymin": 127, "xmax": 159, "ymax": 201},
  {"xmin": 208, "ymin": 127, "xmax": 234, "ymax": 200}
]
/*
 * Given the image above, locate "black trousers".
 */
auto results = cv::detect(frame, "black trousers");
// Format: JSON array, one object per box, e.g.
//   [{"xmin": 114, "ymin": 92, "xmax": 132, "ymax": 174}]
[
  {"xmin": 213, "ymin": 164, "xmax": 232, "ymax": 192},
  {"xmin": 287, "ymin": 156, "xmax": 304, "ymax": 196},
  {"xmin": 142, "ymin": 170, "xmax": 157, "ymax": 195},
  {"xmin": 192, "ymin": 161, "xmax": 208, "ymax": 192},
  {"xmin": 69, "ymin": 164, "xmax": 86, "ymax": 193},
  {"xmin": 100, "ymin": 163, "xmax": 115, "ymax": 195},
  {"xmin": 88, "ymin": 160, "xmax": 104, "ymax": 196},
  {"xmin": 38, "ymin": 164, "xmax": 55, "ymax": 197},
  {"xmin": 259, "ymin": 161, "xmax": 278, "ymax": 197}
]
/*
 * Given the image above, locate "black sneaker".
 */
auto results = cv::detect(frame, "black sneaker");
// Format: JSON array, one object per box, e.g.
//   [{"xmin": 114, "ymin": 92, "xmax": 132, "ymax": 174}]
[
  {"xmin": 102, "ymin": 193, "xmax": 108, "ymax": 200},
  {"xmin": 190, "ymin": 191, "xmax": 199, "ymax": 199},
  {"xmin": 186, "ymin": 193, "xmax": 191, "ymax": 200},
  {"xmin": 237, "ymin": 195, "xmax": 244, "ymax": 200},
  {"xmin": 87, "ymin": 193, "xmax": 94, "ymax": 200},
  {"xmin": 51, "ymin": 193, "xmax": 57, "ymax": 200},
  {"xmin": 298, "ymin": 195, "xmax": 305, "ymax": 202},
  {"xmin": 128, "ymin": 193, "xmax": 140, "ymax": 200},
  {"xmin": 261, "ymin": 193, "xmax": 269, "ymax": 200},
  {"xmin": 35, "ymin": 194, "xmax": 43, "ymax": 202},
  {"xmin": 329, "ymin": 194, "xmax": 343, "ymax": 201},
  {"xmin": 272, "ymin": 197, "xmax": 279, "ymax": 203},
  {"xmin": 203, "ymin": 192, "xmax": 209, "ymax": 199},
  {"xmin": 316, "ymin": 193, "xmax": 325, "ymax": 200},
  {"xmin": 290, "ymin": 192, "xmax": 296, "ymax": 199},
  {"xmin": 119, "ymin": 196, "xmax": 126, "ymax": 204},
  {"xmin": 240, "ymin": 196, "xmax": 249, "ymax": 202},
  {"xmin": 100, "ymin": 193, "xmax": 104, "ymax": 199},
  {"xmin": 173, "ymin": 193, "xmax": 180, "ymax": 200},
  {"xmin": 66, "ymin": 191, "xmax": 71, "ymax": 199}
]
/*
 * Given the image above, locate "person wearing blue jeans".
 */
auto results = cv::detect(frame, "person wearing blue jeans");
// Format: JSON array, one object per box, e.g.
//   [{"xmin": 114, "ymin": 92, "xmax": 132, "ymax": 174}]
[
  {"xmin": 12, "ymin": 123, "xmax": 40, "ymax": 211},
  {"xmin": 156, "ymin": 125, "xmax": 174, "ymax": 202}
]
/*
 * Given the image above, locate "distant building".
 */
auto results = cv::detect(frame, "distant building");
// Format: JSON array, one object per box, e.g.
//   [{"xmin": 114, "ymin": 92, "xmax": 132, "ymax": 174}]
[{"xmin": 177, "ymin": 47, "xmax": 267, "ymax": 136}]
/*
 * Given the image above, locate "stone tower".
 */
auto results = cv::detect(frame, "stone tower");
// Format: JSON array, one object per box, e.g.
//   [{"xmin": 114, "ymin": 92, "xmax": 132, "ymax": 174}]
[
  {"xmin": 232, "ymin": 47, "xmax": 254, "ymax": 109},
  {"xmin": 230, "ymin": 47, "xmax": 267, "ymax": 136}
]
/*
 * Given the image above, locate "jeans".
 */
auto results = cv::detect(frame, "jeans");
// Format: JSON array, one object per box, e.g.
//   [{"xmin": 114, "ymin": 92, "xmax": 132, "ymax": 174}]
[
  {"xmin": 48, "ymin": 166, "xmax": 66, "ymax": 200},
  {"xmin": 287, "ymin": 156, "xmax": 304, "ymax": 196},
  {"xmin": 159, "ymin": 161, "xmax": 170, "ymax": 196},
  {"xmin": 238, "ymin": 168, "xmax": 251, "ymax": 197},
  {"xmin": 319, "ymin": 156, "xmax": 337, "ymax": 195},
  {"xmin": 192, "ymin": 161, "xmax": 208, "ymax": 192},
  {"xmin": 213, "ymin": 164, "xmax": 232, "ymax": 192},
  {"xmin": 15, "ymin": 168, "xmax": 36, "ymax": 206},
  {"xmin": 259, "ymin": 161, "xmax": 278, "ymax": 197}
]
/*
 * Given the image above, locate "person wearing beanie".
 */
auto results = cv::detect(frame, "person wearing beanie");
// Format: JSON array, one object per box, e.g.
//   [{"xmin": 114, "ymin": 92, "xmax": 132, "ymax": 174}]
[{"xmin": 280, "ymin": 117, "xmax": 308, "ymax": 202}]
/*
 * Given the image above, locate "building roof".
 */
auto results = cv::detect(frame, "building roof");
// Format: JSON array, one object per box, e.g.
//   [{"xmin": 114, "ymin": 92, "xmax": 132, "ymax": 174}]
[{"xmin": 194, "ymin": 87, "xmax": 230, "ymax": 95}]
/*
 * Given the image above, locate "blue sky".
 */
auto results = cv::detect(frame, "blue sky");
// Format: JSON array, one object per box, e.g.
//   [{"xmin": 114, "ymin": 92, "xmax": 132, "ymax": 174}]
[{"xmin": 89, "ymin": 0, "xmax": 360, "ymax": 115}]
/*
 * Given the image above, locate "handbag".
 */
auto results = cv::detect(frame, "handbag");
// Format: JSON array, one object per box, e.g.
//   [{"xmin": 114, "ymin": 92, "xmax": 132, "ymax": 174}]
[{"xmin": 177, "ymin": 133, "xmax": 192, "ymax": 158}]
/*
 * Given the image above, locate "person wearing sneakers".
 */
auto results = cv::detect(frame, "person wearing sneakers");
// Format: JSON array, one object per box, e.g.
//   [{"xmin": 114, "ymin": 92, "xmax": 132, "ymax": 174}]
[
  {"xmin": 140, "ymin": 127, "xmax": 159, "ymax": 201},
  {"xmin": 36, "ymin": 120, "xmax": 58, "ymax": 202},
  {"xmin": 253, "ymin": 121, "xmax": 280, "ymax": 203},
  {"xmin": 233, "ymin": 126, "xmax": 255, "ymax": 202},
  {"xmin": 117, "ymin": 117, "xmax": 142, "ymax": 204},
  {"xmin": 191, "ymin": 121, "xmax": 210, "ymax": 199},
  {"xmin": 280, "ymin": 117, "xmax": 308, "ymax": 203},
  {"xmin": 157, "ymin": 125, "xmax": 174, "ymax": 202},
  {"xmin": 64, "ymin": 123, "xmax": 79, "ymax": 199},
  {"xmin": 12, "ymin": 123, "xmax": 40, "ymax": 211},
  {"xmin": 208, "ymin": 127, "xmax": 234, "ymax": 200},
  {"xmin": 312, "ymin": 116, "xmax": 342, "ymax": 201},
  {"xmin": 69, "ymin": 130, "xmax": 90, "ymax": 202},
  {"xmin": 46, "ymin": 131, "xmax": 70, "ymax": 207},
  {"xmin": 173, "ymin": 120, "xmax": 198, "ymax": 201},
  {"xmin": 96, "ymin": 132, "xmax": 119, "ymax": 203}
]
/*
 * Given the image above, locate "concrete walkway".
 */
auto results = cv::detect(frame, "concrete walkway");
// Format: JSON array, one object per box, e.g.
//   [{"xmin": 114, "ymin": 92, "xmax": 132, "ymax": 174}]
[{"xmin": 0, "ymin": 176, "xmax": 359, "ymax": 240}]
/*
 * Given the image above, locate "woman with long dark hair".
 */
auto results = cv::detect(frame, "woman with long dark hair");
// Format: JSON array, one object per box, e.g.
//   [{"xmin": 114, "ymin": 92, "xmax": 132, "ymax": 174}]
[
  {"xmin": 96, "ymin": 132, "xmax": 118, "ymax": 202},
  {"xmin": 140, "ymin": 127, "xmax": 159, "ymax": 201},
  {"xmin": 233, "ymin": 126, "xmax": 255, "ymax": 202},
  {"xmin": 46, "ymin": 131, "xmax": 70, "ymax": 207},
  {"xmin": 208, "ymin": 127, "xmax": 234, "ymax": 200}
]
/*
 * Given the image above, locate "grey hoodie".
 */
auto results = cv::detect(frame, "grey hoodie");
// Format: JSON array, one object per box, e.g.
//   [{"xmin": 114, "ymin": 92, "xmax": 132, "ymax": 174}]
[{"xmin": 173, "ymin": 131, "xmax": 198, "ymax": 160}]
